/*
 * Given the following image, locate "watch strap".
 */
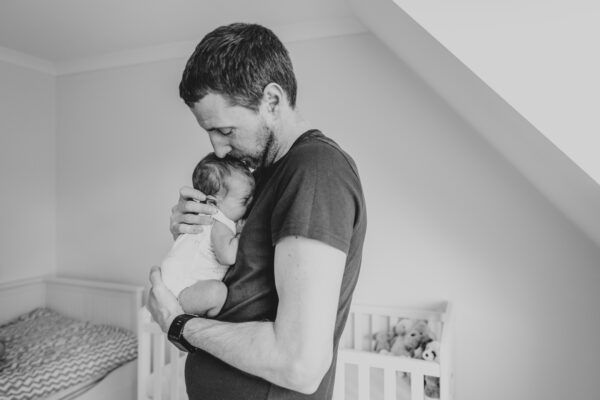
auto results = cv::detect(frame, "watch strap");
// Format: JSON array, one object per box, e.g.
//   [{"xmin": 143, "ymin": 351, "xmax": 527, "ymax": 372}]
[{"xmin": 167, "ymin": 314, "xmax": 197, "ymax": 353}]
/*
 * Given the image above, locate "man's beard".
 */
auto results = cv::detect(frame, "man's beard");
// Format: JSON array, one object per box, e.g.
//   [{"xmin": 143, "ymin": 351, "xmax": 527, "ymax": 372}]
[{"xmin": 235, "ymin": 124, "xmax": 275, "ymax": 169}]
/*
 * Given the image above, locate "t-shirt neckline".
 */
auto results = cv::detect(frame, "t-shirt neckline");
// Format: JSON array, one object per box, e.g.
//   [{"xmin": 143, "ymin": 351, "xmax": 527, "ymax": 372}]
[{"xmin": 270, "ymin": 129, "xmax": 321, "ymax": 169}]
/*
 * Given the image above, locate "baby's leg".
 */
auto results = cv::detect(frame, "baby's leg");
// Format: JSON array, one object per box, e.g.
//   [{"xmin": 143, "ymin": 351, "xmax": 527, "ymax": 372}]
[{"xmin": 178, "ymin": 280, "xmax": 227, "ymax": 317}]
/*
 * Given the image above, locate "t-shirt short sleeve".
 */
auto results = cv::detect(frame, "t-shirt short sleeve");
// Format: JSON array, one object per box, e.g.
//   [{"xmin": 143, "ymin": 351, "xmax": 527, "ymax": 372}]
[{"xmin": 271, "ymin": 140, "xmax": 360, "ymax": 254}]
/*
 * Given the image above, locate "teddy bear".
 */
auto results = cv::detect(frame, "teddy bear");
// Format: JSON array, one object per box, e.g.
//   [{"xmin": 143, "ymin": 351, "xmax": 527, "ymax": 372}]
[
  {"xmin": 422, "ymin": 340, "xmax": 441, "ymax": 362},
  {"xmin": 390, "ymin": 319, "xmax": 434, "ymax": 358},
  {"xmin": 372, "ymin": 331, "xmax": 394, "ymax": 353},
  {"xmin": 424, "ymin": 376, "xmax": 440, "ymax": 398},
  {"xmin": 370, "ymin": 320, "xmax": 441, "ymax": 398},
  {"xmin": 371, "ymin": 318, "xmax": 413, "ymax": 354},
  {"xmin": 392, "ymin": 318, "xmax": 413, "ymax": 337}
]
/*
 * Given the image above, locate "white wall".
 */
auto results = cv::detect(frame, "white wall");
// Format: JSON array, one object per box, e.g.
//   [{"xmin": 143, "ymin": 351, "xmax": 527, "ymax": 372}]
[
  {"xmin": 56, "ymin": 59, "xmax": 206, "ymax": 284},
  {"xmin": 55, "ymin": 33, "xmax": 600, "ymax": 400},
  {"xmin": 351, "ymin": 0, "xmax": 600, "ymax": 254},
  {"xmin": 0, "ymin": 61, "xmax": 56, "ymax": 282}
]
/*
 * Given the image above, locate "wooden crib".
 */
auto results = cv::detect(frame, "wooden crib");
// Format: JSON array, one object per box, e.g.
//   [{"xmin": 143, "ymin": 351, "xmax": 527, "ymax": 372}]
[
  {"xmin": 138, "ymin": 301, "xmax": 454, "ymax": 400},
  {"xmin": 335, "ymin": 302, "xmax": 454, "ymax": 400}
]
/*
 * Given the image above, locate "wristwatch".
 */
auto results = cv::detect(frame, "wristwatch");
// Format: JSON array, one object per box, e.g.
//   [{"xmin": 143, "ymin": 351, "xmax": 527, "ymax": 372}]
[{"xmin": 167, "ymin": 314, "xmax": 198, "ymax": 353}]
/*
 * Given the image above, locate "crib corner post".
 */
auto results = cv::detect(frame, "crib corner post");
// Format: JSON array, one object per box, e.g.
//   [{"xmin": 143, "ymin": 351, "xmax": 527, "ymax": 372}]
[{"xmin": 137, "ymin": 308, "xmax": 151, "ymax": 400}]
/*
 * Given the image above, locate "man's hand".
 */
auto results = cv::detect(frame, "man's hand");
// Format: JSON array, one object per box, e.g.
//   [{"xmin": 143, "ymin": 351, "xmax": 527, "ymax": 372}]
[
  {"xmin": 147, "ymin": 266, "xmax": 184, "ymax": 333},
  {"xmin": 170, "ymin": 186, "xmax": 218, "ymax": 240}
]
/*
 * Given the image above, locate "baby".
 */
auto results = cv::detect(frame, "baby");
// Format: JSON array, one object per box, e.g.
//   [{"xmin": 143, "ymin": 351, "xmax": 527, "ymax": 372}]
[{"xmin": 160, "ymin": 153, "xmax": 254, "ymax": 317}]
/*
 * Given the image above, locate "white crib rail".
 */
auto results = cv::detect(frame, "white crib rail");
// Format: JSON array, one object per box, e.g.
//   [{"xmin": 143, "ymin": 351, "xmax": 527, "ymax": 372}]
[
  {"xmin": 439, "ymin": 302, "xmax": 454, "ymax": 400},
  {"xmin": 137, "ymin": 308, "xmax": 152, "ymax": 400},
  {"xmin": 138, "ymin": 303, "xmax": 453, "ymax": 400},
  {"xmin": 335, "ymin": 302, "xmax": 453, "ymax": 400},
  {"xmin": 169, "ymin": 344, "xmax": 183, "ymax": 400},
  {"xmin": 138, "ymin": 307, "xmax": 187, "ymax": 400}
]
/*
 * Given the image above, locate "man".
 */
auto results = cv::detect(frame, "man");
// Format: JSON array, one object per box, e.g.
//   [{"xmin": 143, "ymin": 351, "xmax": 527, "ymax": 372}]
[{"xmin": 147, "ymin": 23, "xmax": 367, "ymax": 399}]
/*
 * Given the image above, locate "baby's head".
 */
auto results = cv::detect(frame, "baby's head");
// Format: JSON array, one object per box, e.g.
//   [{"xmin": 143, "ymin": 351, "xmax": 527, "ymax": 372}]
[{"xmin": 192, "ymin": 153, "xmax": 255, "ymax": 222}]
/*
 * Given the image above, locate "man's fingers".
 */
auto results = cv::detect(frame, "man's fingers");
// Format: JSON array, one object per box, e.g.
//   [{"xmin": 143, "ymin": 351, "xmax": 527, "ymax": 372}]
[
  {"xmin": 173, "ymin": 223, "xmax": 206, "ymax": 235},
  {"xmin": 171, "ymin": 215, "xmax": 214, "ymax": 235},
  {"xmin": 182, "ymin": 200, "xmax": 217, "ymax": 215},
  {"xmin": 179, "ymin": 186, "xmax": 206, "ymax": 202},
  {"xmin": 170, "ymin": 186, "xmax": 216, "ymax": 239},
  {"xmin": 181, "ymin": 213, "xmax": 214, "ymax": 225},
  {"xmin": 173, "ymin": 199, "xmax": 217, "ymax": 215}
]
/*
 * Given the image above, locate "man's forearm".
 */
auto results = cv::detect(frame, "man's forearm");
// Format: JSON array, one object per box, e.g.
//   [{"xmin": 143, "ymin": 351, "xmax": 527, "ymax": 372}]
[{"xmin": 182, "ymin": 317, "xmax": 323, "ymax": 394}]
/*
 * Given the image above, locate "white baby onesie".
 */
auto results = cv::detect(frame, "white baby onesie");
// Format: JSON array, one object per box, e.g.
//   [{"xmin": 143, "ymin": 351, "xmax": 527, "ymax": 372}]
[{"xmin": 160, "ymin": 210, "xmax": 237, "ymax": 298}]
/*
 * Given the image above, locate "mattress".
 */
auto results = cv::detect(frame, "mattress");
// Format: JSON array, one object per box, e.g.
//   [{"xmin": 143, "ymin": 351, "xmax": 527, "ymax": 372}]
[{"xmin": 0, "ymin": 307, "xmax": 137, "ymax": 400}]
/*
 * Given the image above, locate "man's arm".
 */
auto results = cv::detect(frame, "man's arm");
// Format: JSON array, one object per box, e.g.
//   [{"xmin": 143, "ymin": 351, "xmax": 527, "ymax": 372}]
[{"xmin": 147, "ymin": 235, "xmax": 345, "ymax": 394}]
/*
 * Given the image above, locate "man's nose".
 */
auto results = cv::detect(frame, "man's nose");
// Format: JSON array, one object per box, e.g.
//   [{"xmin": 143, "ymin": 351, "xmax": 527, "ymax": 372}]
[
  {"xmin": 213, "ymin": 146, "xmax": 231, "ymax": 158},
  {"xmin": 208, "ymin": 133, "xmax": 231, "ymax": 158}
]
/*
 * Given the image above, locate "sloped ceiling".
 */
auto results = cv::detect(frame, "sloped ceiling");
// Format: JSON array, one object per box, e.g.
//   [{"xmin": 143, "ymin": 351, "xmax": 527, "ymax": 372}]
[
  {"xmin": 349, "ymin": 0, "xmax": 600, "ymax": 248},
  {"xmin": 1, "ymin": 0, "xmax": 598, "ymax": 246},
  {"xmin": 391, "ymin": 0, "xmax": 600, "ymax": 188}
]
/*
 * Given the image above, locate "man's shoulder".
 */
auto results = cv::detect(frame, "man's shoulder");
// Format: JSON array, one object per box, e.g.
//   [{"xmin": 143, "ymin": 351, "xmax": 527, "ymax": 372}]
[
  {"xmin": 285, "ymin": 130, "xmax": 359, "ymax": 176},
  {"xmin": 289, "ymin": 130, "xmax": 343, "ymax": 154}
]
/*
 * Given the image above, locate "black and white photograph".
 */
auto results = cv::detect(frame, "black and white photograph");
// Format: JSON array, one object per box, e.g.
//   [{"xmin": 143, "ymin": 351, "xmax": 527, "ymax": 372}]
[{"xmin": 1, "ymin": 1, "xmax": 599, "ymax": 400}]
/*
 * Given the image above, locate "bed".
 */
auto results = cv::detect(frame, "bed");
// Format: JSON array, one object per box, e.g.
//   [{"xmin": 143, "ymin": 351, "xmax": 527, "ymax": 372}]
[
  {"xmin": 138, "ymin": 301, "xmax": 455, "ymax": 400},
  {"xmin": 0, "ymin": 275, "xmax": 454, "ymax": 400},
  {"xmin": 0, "ymin": 276, "xmax": 143, "ymax": 400}
]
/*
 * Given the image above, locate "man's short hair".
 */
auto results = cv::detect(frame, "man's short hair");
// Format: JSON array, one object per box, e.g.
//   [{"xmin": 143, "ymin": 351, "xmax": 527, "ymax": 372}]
[
  {"xmin": 179, "ymin": 23, "xmax": 297, "ymax": 111},
  {"xmin": 192, "ymin": 153, "xmax": 254, "ymax": 197}
]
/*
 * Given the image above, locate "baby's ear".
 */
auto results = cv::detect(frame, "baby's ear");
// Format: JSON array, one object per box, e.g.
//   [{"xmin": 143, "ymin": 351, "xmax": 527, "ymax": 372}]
[{"xmin": 204, "ymin": 195, "xmax": 217, "ymax": 206}]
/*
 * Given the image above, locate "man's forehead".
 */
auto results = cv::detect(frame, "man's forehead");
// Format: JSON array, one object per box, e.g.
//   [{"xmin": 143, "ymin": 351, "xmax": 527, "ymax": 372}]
[{"xmin": 191, "ymin": 93, "xmax": 231, "ymax": 130}]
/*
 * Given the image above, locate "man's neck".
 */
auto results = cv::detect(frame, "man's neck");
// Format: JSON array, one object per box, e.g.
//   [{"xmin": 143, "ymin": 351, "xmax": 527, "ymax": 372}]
[{"xmin": 270, "ymin": 112, "xmax": 311, "ymax": 165}]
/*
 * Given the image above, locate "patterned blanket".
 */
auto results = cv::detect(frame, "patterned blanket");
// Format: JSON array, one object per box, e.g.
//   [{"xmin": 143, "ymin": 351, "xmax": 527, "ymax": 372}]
[{"xmin": 0, "ymin": 307, "xmax": 137, "ymax": 400}]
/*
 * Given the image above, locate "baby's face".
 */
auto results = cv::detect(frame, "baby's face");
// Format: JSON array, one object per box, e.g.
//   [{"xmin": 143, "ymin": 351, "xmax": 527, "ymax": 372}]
[{"xmin": 216, "ymin": 171, "xmax": 254, "ymax": 222}]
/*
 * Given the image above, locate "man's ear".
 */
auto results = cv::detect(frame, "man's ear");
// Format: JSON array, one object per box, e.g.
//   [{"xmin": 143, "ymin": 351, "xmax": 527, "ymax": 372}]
[{"xmin": 262, "ymin": 83, "xmax": 284, "ymax": 114}]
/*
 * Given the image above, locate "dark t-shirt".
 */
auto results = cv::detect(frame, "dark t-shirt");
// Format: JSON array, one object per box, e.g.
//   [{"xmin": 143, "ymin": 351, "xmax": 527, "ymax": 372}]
[{"xmin": 185, "ymin": 130, "xmax": 367, "ymax": 399}]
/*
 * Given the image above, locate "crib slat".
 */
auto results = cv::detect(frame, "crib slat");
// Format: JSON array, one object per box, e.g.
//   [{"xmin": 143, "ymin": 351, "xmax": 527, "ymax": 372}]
[
  {"xmin": 384, "ymin": 368, "xmax": 396, "ymax": 400},
  {"xmin": 345, "ymin": 313, "xmax": 354, "ymax": 349},
  {"xmin": 137, "ymin": 330, "xmax": 150, "ymax": 400},
  {"xmin": 152, "ymin": 335, "xmax": 165, "ymax": 400},
  {"xmin": 366, "ymin": 314, "xmax": 373, "ymax": 350},
  {"xmin": 353, "ymin": 312, "xmax": 362, "ymax": 350},
  {"xmin": 411, "ymin": 372, "xmax": 425, "ymax": 400},
  {"xmin": 170, "ymin": 345, "xmax": 181, "ymax": 400},
  {"xmin": 358, "ymin": 364, "xmax": 369, "ymax": 400}
]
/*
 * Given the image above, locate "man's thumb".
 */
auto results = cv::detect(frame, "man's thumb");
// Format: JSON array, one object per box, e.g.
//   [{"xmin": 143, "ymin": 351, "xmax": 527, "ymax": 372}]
[{"xmin": 149, "ymin": 266, "xmax": 162, "ymax": 286}]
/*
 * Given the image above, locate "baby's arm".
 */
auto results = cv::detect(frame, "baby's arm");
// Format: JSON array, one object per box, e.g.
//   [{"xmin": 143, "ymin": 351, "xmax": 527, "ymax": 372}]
[{"xmin": 211, "ymin": 220, "xmax": 239, "ymax": 266}]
